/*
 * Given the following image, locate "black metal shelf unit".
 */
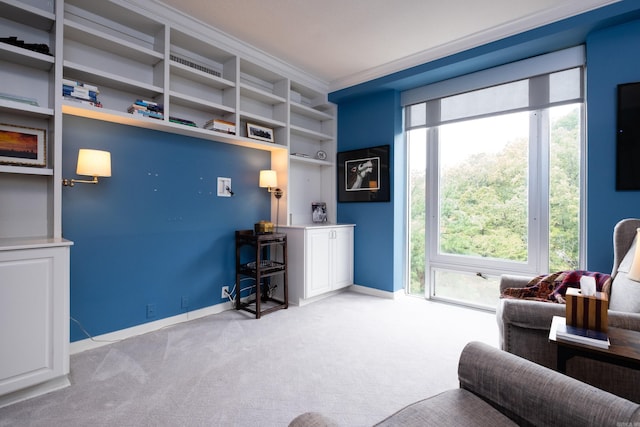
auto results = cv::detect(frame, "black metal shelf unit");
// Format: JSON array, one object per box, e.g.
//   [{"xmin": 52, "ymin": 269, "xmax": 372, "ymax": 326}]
[{"xmin": 235, "ymin": 230, "xmax": 288, "ymax": 318}]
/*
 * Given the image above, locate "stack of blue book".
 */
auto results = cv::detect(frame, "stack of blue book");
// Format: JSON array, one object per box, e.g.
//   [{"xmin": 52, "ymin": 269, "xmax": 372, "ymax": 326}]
[
  {"xmin": 128, "ymin": 99, "xmax": 164, "ymax": 120},
  {"xmin": 62, "ymin": 79, "xmax": 102, "ymax": 107}
]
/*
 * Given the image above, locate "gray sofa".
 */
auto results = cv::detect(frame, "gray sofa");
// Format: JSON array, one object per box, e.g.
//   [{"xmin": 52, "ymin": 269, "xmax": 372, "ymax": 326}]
[
  {"xmin": 497, "ymin": 218, "xmax": 640, "ymax": 402},
  {"xmin": 289, "ymin": 341, "xmax": 640, "ymax": 427}
]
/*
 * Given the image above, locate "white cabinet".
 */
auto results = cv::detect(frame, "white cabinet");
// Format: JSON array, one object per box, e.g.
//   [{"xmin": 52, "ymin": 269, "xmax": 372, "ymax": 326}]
[
  {"xmin": 0, "ymin": 239, "xmax": 72, "ymax": 408},
  {"xmin": 283, "ymin": 225, "xmax": 354, "ymax": 305}
]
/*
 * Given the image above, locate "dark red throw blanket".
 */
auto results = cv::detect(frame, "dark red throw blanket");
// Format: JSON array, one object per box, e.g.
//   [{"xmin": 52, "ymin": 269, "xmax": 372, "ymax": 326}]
[{"xmin": 501, "ymin": 270, "xmax": 612, "ymax": 303}]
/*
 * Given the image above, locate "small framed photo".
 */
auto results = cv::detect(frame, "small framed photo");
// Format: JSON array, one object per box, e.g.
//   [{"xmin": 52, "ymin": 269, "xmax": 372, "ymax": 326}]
[
  {"xmin": 312, "ymin": 202, "xmax": 327, "ymax": 223},
  {"xmin": 246, "ymin": 123, "xmax": 274, "ymax": 143},
  {"xmin": 0, "ymin": 123, "xmax": 46, "ymax": 167},
  {"xmin": 337, "ymin": 144, "xmax": 390, "ymax": 202}
]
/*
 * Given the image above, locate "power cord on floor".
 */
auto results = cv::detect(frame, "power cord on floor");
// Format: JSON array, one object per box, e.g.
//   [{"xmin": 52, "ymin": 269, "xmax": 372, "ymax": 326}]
[{"xmin": 70, "ymin": 316, "xmax": 122, "ymax": 344}]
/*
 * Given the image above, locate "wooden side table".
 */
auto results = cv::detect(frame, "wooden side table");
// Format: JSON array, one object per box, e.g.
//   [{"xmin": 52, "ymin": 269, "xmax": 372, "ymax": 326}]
[
  {"xmin": 549, "ymin": 316, "xmax": 640, "ymax": 373},
  {"xmin": 235, "ymin": 230, "xmax": 288, "ymax": 319}
]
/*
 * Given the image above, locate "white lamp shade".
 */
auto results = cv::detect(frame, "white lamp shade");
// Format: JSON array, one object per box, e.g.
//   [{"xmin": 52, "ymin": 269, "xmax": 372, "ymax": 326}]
[
  {"xmin": 76, "ymin": 149, "xmax": 111, "ymax": 177},
  {"xmin": 259, "ymin": 170, "xmax": 277, "ymax": 188},
  {"xmin": 628, "ymin": 228, "xmax": 640, "ymax": 281}
]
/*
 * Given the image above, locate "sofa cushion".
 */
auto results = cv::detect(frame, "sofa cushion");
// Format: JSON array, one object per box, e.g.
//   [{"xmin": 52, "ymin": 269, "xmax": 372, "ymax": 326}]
[
  {"xmin": 373, "ymin": 389, "xmax": 517, "ymax": 427},
  {"xmin": 611, "ymin": 235, "xmax": 640, "ymax": 312}
]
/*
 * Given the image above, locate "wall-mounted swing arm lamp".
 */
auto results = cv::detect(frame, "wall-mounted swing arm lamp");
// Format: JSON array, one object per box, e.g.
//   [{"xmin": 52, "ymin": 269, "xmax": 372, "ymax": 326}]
[
  {"xmin": 259, "ymin": 169, "xmax": 283, "ymax": 199},
  {"xmin": 63, "ymin": 149, "xmax": 111, "ymax": 187}
]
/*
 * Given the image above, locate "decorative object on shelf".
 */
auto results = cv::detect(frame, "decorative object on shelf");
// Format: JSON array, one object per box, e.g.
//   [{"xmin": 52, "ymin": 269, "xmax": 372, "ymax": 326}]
[
  {"xmin": 316, "ymin": 150, "xmax": 327, "ymax": 160},
  {"xmin": 312, "ymin": 202, "xmax": 327, "ymax": 223},
  {"xmin": 337, "ymin": 144, "xmax": 390, "ymax": 202},
  {"xmin": 0, "ymin": 123, "xmax": 46, "ymax": 167},
  {"xmin": 247, "ymin": 123, "xmax": 274, "ymax": 143},
  {"xmin": 0, "ymin": 36, "xmax": 50, "ymax": 55},
  {"xmin": 63, "ymin": 149, "xmax": 111, "ymax": 187},
  {"xmin": 254, "ymin": 220, "xmax": 274, "ymax": 234},
  {"xmin": 0, "ymin": 92, "xmax": 39, "ymax": 106}
]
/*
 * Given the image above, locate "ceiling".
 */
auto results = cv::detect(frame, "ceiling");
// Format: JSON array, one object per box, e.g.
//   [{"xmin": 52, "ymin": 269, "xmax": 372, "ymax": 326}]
[{"xmin": 158, "ymin": 0, "xmax": 619, "ymax": 91}]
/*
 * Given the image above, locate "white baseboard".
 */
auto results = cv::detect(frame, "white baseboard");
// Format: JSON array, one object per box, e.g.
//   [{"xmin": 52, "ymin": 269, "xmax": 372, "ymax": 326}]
[
  {"xmin": 0, "ymin": 375, "xmax": 70, "ymax": 409},
  {"xmin": 69, "ymin": 301, "xmax": 234, "ymax": 355},
  {"xmin": 350, "ymin": 284, "xmax": 405, "ymax": 299}
]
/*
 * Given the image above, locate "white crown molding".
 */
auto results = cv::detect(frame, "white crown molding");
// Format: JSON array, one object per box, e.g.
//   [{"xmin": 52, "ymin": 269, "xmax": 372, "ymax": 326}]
[
  {"xmin": 126, "ymin": 0, "xmax": 330, "ymax": 93},
  {"xmin": 329, "ymin": 0, "xmax": 621, "ymax": 92}
]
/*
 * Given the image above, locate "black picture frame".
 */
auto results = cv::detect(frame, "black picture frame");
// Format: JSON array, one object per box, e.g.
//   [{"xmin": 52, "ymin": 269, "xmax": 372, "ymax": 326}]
[{"xmin": 337, "ymin": 145, "xmax": 390, "ymax": 202}]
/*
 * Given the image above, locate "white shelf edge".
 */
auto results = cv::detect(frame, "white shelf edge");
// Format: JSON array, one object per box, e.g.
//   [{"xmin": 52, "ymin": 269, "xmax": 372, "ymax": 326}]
[
  {"xmin": 290, "ymin": 102, "xmax": 334, "ymax": 121},
  {"xmin": 169, "ymin": 91, "xmax": 235, "ymax": 115},
  {"xmin": 239, "ymin": 111, "xmax": 287, "ymax": 128},
  {"xmin": 62, "ymin": 102, "xmax": 288, "ymax": 153},
  {"xmin": 0, "ymin": 42, "xmax": 55, "ymax": 70},
  {"xmin": 239, "ymin": 83, "xmax": 286, "ymax": 104},
  {"xmin": 0, "ymin": 165, "xmax": 53, "ymax": 175},
  {"xmin": 0, "ymin": 237, "xmax": 73, "ymax": 251},
  {"xmin": 0, "ymin": 99, "xmax": 53, "ymax": 117},
  {"xmin": 290, "ymin": 124, "xmax": 334, "ymax": 141},
  {"xmin": 290, "ymin": 155, "xmax": 333, "ymax": 166}
]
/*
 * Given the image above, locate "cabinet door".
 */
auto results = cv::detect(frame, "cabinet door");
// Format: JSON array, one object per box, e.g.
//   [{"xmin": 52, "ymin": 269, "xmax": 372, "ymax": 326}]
[
  {"xmin": 0, "ymin": 246, "xmax": 69, "ymax": 396},
  {"xmin": 332, "ymin": 227, "xmax": 354, "ymax": 290},
  {"xmin": 305, "ymin": 229, "xmax": 332, "ymax": 298}
]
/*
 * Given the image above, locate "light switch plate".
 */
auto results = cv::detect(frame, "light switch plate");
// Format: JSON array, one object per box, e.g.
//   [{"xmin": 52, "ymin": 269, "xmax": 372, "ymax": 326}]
[{"xmin": 217, "ymin": 177, "xmax": 232, "ymax": 197}]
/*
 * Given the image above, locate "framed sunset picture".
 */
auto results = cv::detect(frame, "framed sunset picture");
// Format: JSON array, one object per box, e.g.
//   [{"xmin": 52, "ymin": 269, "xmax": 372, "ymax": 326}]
[{"xmin": 0, "ymin": 123, "xmax": 46, "ymax": 167}]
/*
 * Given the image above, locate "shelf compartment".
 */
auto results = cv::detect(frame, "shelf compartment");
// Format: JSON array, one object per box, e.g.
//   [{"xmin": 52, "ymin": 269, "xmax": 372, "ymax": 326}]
[
  {"xmin": 290, "ymin": 102, "xmax": 334, "ymax": 121},
  {"xmin": 0, "ymin": 41, "xmax": 54, "ymax": 70},
  {"xmin": 170, "ymin": 61, "xmax": 235, "ymax": 90},
  {"xmin": 0, "ymin": 98, "xmax": 53, "ymax": 118},
  {"xmin": 290, "ymin": 124, "xmax": 333, "ymax": 141},
  {"xmin": 0, "ymin": 0, "xmax": 55, "ymax": 31},
  {"xmin": 63, "ymin": 60, "xmax": 164, "ymax": 99},
  {"xmin": 64, "ymin": 1, "xmax": 165, "ymax": 51},
  {"xmin": 64, "ymin": 19, "xmax": 164, "ymax": 66}
]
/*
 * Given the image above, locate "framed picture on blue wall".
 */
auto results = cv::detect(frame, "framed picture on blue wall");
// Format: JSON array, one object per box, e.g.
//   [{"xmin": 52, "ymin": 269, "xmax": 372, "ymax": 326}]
[{"xmin": 337, "ymin": 144, "xmax": 390, "ymax": 202}]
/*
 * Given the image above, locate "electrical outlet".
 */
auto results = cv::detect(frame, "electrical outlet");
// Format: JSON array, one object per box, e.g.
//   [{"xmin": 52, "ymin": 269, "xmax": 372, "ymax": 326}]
[
  {"xmin": 146, "ymin": 303, "xmax": 156, "ymax": 318},
  {"xmin": 222, "ymin": 286, "xmax": 229, "ymax": 299},
  {"xmin": 181, "ymin": 296, "xmax": 189, "ymax": 309}
]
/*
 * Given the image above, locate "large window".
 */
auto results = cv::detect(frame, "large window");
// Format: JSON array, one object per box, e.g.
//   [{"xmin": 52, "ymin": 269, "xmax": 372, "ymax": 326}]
[{"xmin": 404, "ymin": 48, "xmax": 584, "ymax": 309}]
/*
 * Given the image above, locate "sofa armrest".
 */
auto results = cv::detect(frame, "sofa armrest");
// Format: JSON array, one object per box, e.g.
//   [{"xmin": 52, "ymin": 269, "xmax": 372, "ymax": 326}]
[
  {"xmin": 498, "ymin": 298, "xmax": 565, "ymax": 330},
  {"xmin": 609, "ymin": 310, "xmax": 640, "ymax": 330},
  {"xmin": 458, "ymin": 342, "xmax": 640, "ymax": 427},
  {"xmin": 499, "ymin": 274, "xmax": 532, "ymax": 293}
]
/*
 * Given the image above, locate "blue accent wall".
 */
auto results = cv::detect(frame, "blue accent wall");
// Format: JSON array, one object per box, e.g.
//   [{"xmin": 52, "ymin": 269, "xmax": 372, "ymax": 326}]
[
  {"xmin": 331, "ymin": 0, "xmax": 640, "ymax": 291},
  {"xmin": 336, "ymin": 91, "xmax": 402, "ymax": 292},
  {"xmin": 586, "ymin": 19, "xmax": 640, "ymax": 272},
  {"xmin": 63, "ymin": 116, "xmax": 271, "ymax": 341}
]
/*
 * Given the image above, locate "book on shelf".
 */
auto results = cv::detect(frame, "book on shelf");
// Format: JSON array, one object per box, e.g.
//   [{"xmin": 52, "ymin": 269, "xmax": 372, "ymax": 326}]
[
  {"xmin": 555, "ymin": 321, "xmax": 610, "ymax": 349},
  {"xmin": 169, "ymin": 116, "xmax": 197, "ymax": 127},
  {"xmin": 204, "ymin": 119, "xmax": 236, "ymax": 134},
  {"xmin": 63, "ymin": 95, "xmax": 102, "ymax": 108},
  {"xmin": 62, "ymin": 79, "xmax": 99, "ymax": 93}
]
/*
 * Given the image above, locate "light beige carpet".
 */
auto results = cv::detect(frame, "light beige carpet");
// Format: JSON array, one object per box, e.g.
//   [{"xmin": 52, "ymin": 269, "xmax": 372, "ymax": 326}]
[{"xmin": 0, "ymin": 291, "xmax": 498, "ymax": 426}]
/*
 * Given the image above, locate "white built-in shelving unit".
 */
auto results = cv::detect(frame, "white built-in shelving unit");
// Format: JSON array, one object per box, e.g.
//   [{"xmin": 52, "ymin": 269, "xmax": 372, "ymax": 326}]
[{"xmin": 0, "ymin": 0, "xmax": 336, "ymax": 405}]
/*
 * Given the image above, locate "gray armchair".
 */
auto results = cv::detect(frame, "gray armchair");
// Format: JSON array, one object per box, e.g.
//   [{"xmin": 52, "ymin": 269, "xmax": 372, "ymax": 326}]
[{"xmin": 496, "ymin": 218, "xmax": 640, "ymax": 402}]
